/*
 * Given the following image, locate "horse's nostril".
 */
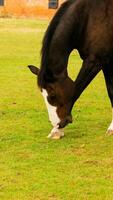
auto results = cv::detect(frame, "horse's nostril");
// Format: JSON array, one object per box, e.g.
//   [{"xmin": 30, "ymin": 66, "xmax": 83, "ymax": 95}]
[
  {"xmin": 67, "ymin": 115, "xmax": 72, "ymax": 123},
  {"xmin": 58, "ymin": 115, "xmax": 73, "ymax": 128}
]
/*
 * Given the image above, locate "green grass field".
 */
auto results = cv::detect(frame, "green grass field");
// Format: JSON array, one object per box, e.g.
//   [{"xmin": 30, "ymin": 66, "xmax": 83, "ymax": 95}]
[{"xmin": 0, "ymin": 18, "xmax": 113, "ymax": 200}]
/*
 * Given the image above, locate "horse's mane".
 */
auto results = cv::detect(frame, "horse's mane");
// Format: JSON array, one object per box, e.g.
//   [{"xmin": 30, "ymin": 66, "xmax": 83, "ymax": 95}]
[{"xmin": 38, "ymin": 0, "xmax": 76, "ymax": 88}]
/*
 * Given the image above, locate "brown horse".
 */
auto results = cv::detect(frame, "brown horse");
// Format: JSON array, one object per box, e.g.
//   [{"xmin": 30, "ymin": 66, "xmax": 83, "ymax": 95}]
[{"xmin": 28, "ymin": 0, "xmax": 113, "ymax": 139}]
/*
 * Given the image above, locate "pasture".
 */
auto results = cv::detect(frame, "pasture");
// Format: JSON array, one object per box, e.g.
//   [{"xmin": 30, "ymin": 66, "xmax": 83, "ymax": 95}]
[{"xmin": 0, "ymin": 18, "xmax": 113, "ymax": 200}]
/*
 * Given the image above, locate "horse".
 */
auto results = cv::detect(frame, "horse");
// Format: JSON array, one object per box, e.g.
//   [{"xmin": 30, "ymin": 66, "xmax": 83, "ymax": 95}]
[{"xmin": 28, "ymin": 0, "xmax": 113, "ymax": 139}]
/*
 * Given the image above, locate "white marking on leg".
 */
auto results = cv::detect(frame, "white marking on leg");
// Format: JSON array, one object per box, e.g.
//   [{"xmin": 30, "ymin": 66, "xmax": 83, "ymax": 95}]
[
  {"xmin": 108, "ymin": 121, "xmax": 113, "ymax": 131},
  {"xmin": 107, "ymin": 108, "xmax": 113, "ymax": 134},
  {"xmin": 42, "ymin": 89, "xmax": 61, "ymax": 127}
]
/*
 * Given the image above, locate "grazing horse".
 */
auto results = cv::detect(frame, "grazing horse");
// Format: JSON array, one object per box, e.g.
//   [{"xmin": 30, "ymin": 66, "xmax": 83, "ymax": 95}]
[{"xmin": 28, "ymin": 0, "xmax": 113, "ymax": 139}]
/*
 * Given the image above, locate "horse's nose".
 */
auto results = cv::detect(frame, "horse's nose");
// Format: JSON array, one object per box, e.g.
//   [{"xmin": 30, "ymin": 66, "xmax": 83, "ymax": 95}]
[
  {"xmin": 67, "ymin": 115, "xmax": 73, "ymax": 124},
  {"xmin": 58, "ymin": 115, "xmax": 73, "ymax": 129}
]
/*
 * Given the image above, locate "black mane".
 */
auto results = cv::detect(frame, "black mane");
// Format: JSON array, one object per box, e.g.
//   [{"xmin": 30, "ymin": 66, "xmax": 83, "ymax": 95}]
[{"xmin": 38, "ymin": 0, "xmax": 76, "ymax": 88}]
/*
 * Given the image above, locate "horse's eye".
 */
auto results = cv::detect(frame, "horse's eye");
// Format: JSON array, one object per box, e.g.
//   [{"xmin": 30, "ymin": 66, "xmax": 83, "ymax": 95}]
[{"xmin": 47, "ymin": 95, "xmax": 57, "ymax": 105}]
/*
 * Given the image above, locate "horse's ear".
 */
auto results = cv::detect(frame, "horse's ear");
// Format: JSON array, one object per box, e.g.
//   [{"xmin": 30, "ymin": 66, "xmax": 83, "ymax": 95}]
[{"xmin": 28, "ymin": 65, "xmax": 40, "ymax": 75}]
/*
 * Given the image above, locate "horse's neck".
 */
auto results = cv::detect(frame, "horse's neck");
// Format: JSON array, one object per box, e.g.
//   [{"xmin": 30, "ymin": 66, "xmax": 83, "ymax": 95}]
[
  {"xmin": 48, "ymin": 27, "xmax": 74, "ymax": 75},
  {"xmin": 45, "ymin": 0, "xmax": 86, "ymax": 75},
  {"xmin": 47, "ymin": 3, "xmax": 84, "ymax": 74},
  {"xmin": 48, "ymin": 45, "xmax": 71, "ymax": 75}
]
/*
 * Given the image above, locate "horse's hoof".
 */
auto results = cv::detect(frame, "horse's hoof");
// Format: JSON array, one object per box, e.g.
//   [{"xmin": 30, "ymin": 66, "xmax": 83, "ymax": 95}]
[{"xmin": 106, "ymin": 129, "xmax": 113, "ymax": 135}]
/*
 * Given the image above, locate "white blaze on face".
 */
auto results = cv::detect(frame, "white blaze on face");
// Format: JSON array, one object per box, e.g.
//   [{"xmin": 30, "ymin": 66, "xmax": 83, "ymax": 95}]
[{"xmin": 42, "ymin": 89, "xmax": 61, "ymax": 127}]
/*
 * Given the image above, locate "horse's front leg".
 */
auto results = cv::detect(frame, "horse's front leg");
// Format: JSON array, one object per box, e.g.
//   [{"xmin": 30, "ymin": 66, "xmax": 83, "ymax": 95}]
[
  {"xmin": 103, "ymin": 66, "xmax": 113, "ymax": 135},
  {"xmin": 73, "ymin": 57, "xmax": 101, "ymax": 102},
  {"xmin": 107, "ymin": 114, "xmax": 113, "ymax": 135}
]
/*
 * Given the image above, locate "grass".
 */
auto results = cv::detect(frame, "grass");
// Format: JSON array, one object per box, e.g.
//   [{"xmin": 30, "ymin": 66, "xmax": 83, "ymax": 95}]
[{"xmin": 0, "ymin": 18, "xmax": 113, "ymax": 200}]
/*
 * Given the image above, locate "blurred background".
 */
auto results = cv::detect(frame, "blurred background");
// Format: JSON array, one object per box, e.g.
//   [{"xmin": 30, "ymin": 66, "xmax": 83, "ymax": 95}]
[{"xmin": 0, "ymin": 0, "xmax": 65, "ymax": 18}]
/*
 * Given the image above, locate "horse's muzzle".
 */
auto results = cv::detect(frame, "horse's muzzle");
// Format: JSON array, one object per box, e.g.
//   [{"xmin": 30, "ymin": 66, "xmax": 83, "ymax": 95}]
[{"xmin": 58, "ymin": 115, "xmax": 73, "ymax": 129}]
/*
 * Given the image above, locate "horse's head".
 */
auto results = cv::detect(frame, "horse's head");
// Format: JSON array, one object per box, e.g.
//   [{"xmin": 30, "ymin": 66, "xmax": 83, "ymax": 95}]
[{"xmin": 28, "ymin": 65, "xmax": 75, "ymax": 137}]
